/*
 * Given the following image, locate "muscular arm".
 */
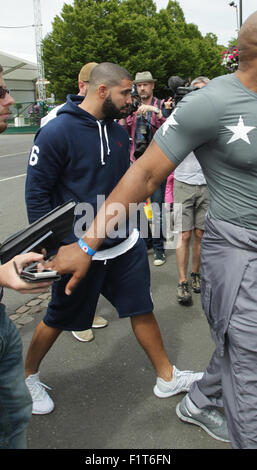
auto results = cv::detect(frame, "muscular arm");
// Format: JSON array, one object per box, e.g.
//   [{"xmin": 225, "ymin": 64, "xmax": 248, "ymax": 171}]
[
  {"xmin": 46, "ymin": 140, "xmax": 176, "ymax": 294},
  {"xmin": 85, "ymin": 139, "xmax": 174, "ymax": 245}
]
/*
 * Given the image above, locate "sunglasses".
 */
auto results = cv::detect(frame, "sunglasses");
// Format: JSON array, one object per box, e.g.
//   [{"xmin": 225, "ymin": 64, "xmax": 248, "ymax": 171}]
[{"xmin": 0, "ymin": 87, "xmax": 10, "ymax": 99}]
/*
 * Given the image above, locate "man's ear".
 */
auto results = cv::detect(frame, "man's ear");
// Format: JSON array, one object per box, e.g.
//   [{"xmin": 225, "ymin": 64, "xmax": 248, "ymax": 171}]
[
  {"xmin": 98, "ymin": 84, "xmax": 108, "ymax": 99},
  {"xmin": 78, "ymin": 80, "xmax": 88, "ymax": 95}
]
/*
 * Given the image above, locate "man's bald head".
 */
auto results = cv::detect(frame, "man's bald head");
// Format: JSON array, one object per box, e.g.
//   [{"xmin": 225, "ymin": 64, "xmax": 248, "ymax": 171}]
[
  {"xmin": 238, "ymin": 11, "xmax": 257, "ymax": 67},
  {"xmin": 88, "ymin": 62, "xmax": 132, "ymax": 91}
]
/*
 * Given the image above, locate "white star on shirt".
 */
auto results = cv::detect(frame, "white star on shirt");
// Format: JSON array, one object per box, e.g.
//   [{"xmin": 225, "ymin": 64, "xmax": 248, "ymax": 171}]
[
  {"xmin": 162, "ymin": 109, "xmax": 179, "ymax": 136},
  {"xmin": 226, "ymin": 115, "xmax": 256, "ymax": 145}
]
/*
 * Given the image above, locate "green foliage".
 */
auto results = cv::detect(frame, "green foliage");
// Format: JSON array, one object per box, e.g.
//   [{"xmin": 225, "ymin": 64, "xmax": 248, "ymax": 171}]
[
  {"xmin": 42, "ymin": 0, "xmax": 226, "ymax": 101},
  {"xmin": 228, "ymin": 36, "xmax": 238, "ymax": 48}
]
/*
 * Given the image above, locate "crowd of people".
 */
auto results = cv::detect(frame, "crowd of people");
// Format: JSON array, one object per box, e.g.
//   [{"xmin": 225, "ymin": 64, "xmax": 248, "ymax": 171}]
[{"xmin": 2, "ymin": 9, "xmax": 257, "ymax": 450}]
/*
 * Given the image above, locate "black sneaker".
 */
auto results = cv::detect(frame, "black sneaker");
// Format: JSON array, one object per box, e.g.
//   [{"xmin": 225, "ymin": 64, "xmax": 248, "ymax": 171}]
[
  {"xmin": 177, "ymin": 281, "xmax": 192, "ymax": 304},
  {"xmin": 153, "ymin": 251, "xmax": 166, "ymax": 266},
  {"xmin": 191, "ymin": 272, "xmax": 201, "ymax": 293}
]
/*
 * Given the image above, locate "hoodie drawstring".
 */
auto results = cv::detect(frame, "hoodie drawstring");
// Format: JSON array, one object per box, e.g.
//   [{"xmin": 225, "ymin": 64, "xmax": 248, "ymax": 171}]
[
  {"xmin": 104, "ymin": 125, "xmax": 111, "ymax": 156},
  {"xmin": 97, "ymin": 121, "xmax": 110, "ymax": 165}
]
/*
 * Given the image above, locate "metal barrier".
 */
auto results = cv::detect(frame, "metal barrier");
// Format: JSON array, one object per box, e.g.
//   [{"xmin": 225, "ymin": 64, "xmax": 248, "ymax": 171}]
[{"xmin": 6, "ymin": 102, "xmax": 60, "ymax": 133}]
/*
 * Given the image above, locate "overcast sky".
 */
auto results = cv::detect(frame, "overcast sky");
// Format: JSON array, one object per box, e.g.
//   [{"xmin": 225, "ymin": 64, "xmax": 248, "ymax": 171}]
[{"xmin": 0, "ymin": 0, "xmax": 256, "ymax": 63}]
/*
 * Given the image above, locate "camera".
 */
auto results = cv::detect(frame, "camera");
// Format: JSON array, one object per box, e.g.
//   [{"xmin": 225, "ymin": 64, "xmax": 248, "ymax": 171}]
[
  {"xmin": 134, "ymin": 115, "xmax": 151, "ymax": 159},
  {"xmin": 126, "ymin": 84, "xmax": 141, "ymax": 116},
  {"xmin": 166, "ymin": 76, "xmax": 199, "ymax": 108}
]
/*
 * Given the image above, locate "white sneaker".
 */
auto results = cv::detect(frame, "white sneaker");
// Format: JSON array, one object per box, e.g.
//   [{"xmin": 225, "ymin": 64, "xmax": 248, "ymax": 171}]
[
  {"xmin": 25, "ymin": 372, "xmax": 54, "ymax": 415},
  {"xmin": 153, "ymin": 365, "xmax": 203, "ymax": 398},
  {"xmin": 72, "ymin": 329, "xmax": 94, "ymax": 342},
  {"xmin": 92, "ymin": 315, "xmax": 108, "ymax": 328},
  {"xmin": 72, "ymin": 315, "xmax": 108, "ymax": 341}
]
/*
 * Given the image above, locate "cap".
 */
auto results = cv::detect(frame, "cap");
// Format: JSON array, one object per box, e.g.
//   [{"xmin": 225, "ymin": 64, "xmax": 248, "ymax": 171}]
[{"xmin": 78, "ymin": 62, "xmax": 98, "ymax": 82}]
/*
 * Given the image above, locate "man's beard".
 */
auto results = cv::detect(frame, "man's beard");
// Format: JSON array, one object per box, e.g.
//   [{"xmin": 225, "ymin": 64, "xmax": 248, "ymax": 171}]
[
  {"xmin": 138, "ymin": 92, "xmax": 150, "ymax": 100},
  {"xmin": 102, "ymin": 95, "xmax": 129, "ymax": 119}
]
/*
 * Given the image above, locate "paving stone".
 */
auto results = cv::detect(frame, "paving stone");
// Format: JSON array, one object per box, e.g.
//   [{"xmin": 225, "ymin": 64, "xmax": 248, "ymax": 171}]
[
  {"xmin": 38, "ymin": 293, "xmax": 51, "ymax": 300},
  {"xmin": 26, "ymin": 298, "xmax": 42, "ymax": 307},
  {"xmin": 9, "ymin": 314, "xmax": 20, "ymax": 321},
  {"xmin": 27, "ymin": 306, "xmax": 42, "ymax": 314},
  {"xmin": 16, "ymin": 305, "xmax": 30, "ymax": 314},
  {"xmin": 17, "ymin": 316, "xmax": 34, "ymax": 325}
]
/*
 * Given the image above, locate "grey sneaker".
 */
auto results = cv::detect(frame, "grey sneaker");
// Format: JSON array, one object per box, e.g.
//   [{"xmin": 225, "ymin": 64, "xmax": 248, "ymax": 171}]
[
  {"xmin": 154, "ymin": 366, "xmax": 203, "ymax": 398},
  {"xmin": 177, "ymin": 281, "xmax": 192, "ymax": 304},
  {"xmin": 191, "ymin": 272, "xmax": 201, "ymax": 293},
  {"xmin": 176, "ymin": 394, "xmax": 230, "ymax": 443}
]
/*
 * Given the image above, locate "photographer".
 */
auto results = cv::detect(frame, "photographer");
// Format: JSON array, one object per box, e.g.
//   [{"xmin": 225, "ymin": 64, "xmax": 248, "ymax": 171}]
[{"xmin": 119, "ymin": 71, "xmax": 167, "ymax": 266}]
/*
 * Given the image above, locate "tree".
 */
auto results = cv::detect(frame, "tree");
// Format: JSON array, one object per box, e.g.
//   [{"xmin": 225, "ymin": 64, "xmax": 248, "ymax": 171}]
[{"xmin": 42, "ymin": 0, "xmax": 226, "ymax": 101}]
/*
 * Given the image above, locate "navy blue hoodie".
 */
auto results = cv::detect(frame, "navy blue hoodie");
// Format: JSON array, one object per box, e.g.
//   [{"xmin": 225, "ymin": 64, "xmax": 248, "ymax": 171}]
[{"xmin": 25, "ymin": 94, "xmax": 131, "ymax": 250}]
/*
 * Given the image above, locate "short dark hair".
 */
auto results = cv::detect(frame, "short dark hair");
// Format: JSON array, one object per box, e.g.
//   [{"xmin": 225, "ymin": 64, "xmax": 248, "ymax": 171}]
[
  {"xmin": 89, "ymin": 62, "xmax": 132, "ymax": 89},
  {"xmin": 0, "ymin": 64, "xmax": 3, "ymax": 74}
]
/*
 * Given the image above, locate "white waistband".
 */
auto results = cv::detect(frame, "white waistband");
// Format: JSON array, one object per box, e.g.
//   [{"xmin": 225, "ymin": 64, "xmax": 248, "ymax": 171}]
[{"xmin": 92, "ymin": 229, "xmax": 139, "ymax": 261}]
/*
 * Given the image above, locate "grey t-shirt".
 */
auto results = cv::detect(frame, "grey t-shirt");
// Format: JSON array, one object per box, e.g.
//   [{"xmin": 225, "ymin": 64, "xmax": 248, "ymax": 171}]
[{"xmin": 154, "ymin": 73, "xmax": 257, "ymax": 230}]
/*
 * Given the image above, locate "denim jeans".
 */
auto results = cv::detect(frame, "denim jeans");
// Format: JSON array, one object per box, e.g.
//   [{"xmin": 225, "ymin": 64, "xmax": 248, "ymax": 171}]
[
  {"xmin": 138, "ymin": 181, "xmax": 166, "ymax": 253},
  {"xmin": 148, "ymin": 180, "xmax": 166, "ymax": 253},
  {"xmin": 0, "ymin": 303, "xmax": 32, "ymax": 448}
]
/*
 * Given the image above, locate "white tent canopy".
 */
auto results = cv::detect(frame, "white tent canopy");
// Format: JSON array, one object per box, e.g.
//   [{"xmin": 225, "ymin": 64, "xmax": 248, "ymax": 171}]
[
  {"xmin": 0, "ymin": 49, "xmax": 37, "ymax": 80},
  {"xmin": 0, "ymin": 50, "xmax": 38, "ymax": 103}
]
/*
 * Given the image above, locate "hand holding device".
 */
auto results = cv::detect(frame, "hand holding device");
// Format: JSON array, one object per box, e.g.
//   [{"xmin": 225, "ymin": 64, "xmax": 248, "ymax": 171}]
[{"xmin": 14, "ymin": 260, "xmax": 61, "ymax": 283}]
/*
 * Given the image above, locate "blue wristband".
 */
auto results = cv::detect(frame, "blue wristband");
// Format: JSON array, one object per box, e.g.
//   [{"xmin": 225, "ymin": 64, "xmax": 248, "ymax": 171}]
[{"xmin": 78, "ymin": 238, "xmax": 96, "ymax": 256}]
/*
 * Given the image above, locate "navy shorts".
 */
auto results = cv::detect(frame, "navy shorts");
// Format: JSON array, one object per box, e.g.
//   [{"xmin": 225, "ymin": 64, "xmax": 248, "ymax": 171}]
[{"xmin": 44, "ymin": 238, "xmax": 154, "ymax": 331}]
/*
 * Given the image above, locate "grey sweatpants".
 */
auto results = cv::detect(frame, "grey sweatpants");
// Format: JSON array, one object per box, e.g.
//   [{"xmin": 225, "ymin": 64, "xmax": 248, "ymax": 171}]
[{"xmin": 189, "ymin": 215, "xmax": 257, "ymax": 449}]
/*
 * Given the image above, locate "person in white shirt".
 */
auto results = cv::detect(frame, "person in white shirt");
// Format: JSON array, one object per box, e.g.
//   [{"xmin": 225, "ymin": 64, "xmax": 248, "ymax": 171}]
[
  {"xmin": 174, "ymin": 77, "xmax": 210, "ymax": 305},
  {"xmin": 40, "ymin": 62, "xmax": 98, "ymax": 127}
]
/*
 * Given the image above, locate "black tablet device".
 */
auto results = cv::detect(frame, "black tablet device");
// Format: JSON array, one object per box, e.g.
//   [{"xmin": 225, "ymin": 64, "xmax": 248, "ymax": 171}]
[{"xmin": 0, "ymin": 200, "xmax": 77, "ymax": 264}]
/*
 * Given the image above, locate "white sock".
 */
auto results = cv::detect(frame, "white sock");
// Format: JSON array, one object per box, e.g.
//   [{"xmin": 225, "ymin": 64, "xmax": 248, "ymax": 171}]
[{"xmin": 186, "ymin": 394, "xmax": 201, "ymax": 414}]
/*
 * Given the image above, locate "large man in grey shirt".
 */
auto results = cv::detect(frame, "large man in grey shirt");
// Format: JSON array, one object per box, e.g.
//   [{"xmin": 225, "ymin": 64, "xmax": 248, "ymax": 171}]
[{"xmin": 46, "ymin": 11, "xmax": 257, "ymax": 448}]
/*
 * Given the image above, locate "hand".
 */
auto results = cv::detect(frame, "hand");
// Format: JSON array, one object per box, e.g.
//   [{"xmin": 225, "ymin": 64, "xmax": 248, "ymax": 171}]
[
  {"xmin": 136, "ymin": 104, "xmax": 152, "ymax": 116},
  {"xmin": 164, "ymin": 97, "xmax": 173, "ymax": 109},
  {"xmin": 0, "ymin": 252, "xmax": 54, "ymax": 294},
  {"xmin": 45, "ymin": 242, "xmax": 92, "ymax": 296}
]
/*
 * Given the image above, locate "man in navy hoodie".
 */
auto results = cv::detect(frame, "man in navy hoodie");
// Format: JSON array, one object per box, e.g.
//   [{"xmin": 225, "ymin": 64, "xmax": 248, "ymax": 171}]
[
  {"xmin": 25, "ymin": 62, "xmax": 202, "ymax": 415},
  {"xmin": 41, "ymin": 60, "xmax": 108, "ymax": 343}
]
